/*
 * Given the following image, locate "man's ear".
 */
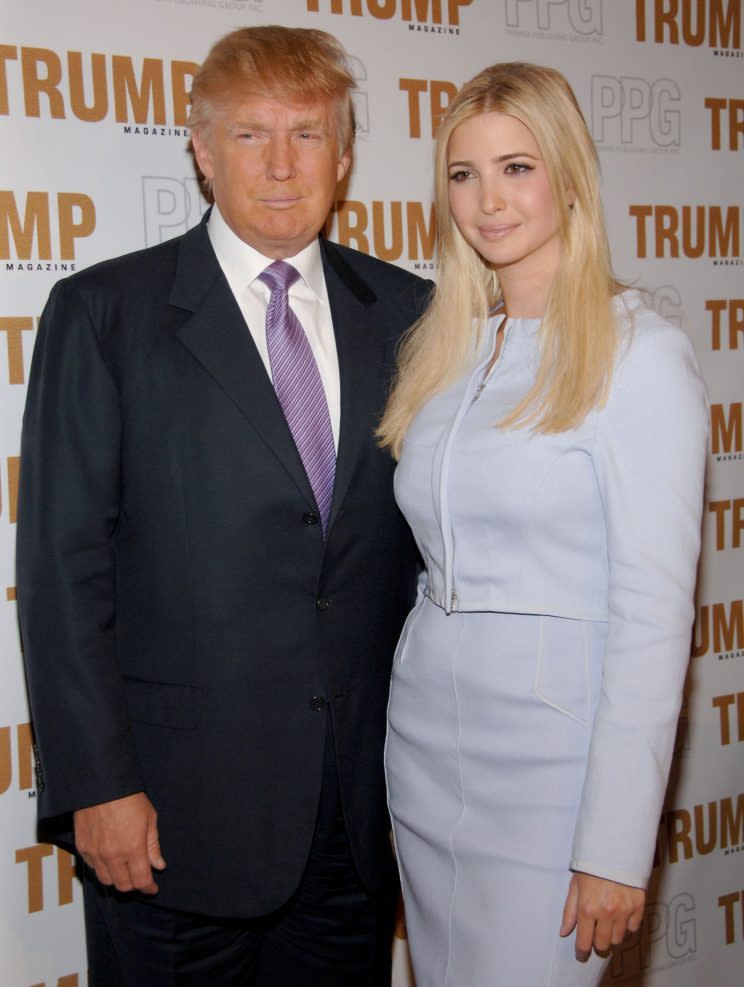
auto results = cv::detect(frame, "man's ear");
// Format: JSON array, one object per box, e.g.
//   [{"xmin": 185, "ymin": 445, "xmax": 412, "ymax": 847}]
[
  {"xmin": 191, "ymin": 129, "xmax": 214, "ymax": 181},
  {"xmin": 337, "ymin": 149, "xmax": 352, "ymax": 184}
]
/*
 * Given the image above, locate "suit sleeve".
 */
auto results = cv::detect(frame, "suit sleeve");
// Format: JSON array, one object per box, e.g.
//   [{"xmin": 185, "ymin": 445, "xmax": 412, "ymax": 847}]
[
  {"xmin": 16, "ymin": 278, "xmax": 144, "ymax": 819},
  {"xmin": 569, "ymin": 321, "xmax": 708, "ymax": 888}
]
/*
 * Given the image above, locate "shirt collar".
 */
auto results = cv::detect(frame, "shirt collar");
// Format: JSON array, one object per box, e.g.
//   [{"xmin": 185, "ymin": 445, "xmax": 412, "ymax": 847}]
[{"xmin": 207, "ymin": 204, "xmax": 327, "ymax": 303}]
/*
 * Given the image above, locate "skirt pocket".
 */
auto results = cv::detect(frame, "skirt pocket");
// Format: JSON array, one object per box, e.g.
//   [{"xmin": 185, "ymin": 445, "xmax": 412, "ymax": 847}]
[
  {"xmin": 533, "ymin": 615, "xmax": 598, "ymax": 725},
  {"xmin": 393, "ymin": 595, "xmax": 428, "ymax": 665}
]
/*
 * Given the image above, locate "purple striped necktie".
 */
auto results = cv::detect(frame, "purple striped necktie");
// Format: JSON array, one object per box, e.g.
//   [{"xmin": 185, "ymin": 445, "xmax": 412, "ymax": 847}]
[{"xmin": 258, "ymin": 260, "xmax": 336, "ymax": 532}]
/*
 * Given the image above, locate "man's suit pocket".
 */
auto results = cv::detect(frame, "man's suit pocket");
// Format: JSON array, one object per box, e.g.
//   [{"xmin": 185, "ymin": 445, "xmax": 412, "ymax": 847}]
[{"xmin": 123, "ymin": 677, "xmax": 203, "ymax": 730}]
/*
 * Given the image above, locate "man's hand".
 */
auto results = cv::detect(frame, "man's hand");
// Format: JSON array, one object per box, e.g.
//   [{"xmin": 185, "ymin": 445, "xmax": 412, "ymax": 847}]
[
  {"xmin": 560, "ymin": 872, "xmax": 645, "ymax": 961},
  {"xmin": 74, "ymin": 792, "xmax": 166, "ymax": 894}
]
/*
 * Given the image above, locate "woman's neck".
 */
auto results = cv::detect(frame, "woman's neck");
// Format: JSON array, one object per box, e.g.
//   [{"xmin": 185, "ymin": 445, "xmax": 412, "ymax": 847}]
[
  {"xmin": 499, "ymin": 271, "xmax": 551, "ymax": 319},
  {"xmin": 496, "ymin": 242, "xmax": 560, "ymax": 319}
]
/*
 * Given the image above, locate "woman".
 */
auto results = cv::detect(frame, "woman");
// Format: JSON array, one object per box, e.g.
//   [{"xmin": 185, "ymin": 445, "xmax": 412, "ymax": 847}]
[{"xmin": 380, "ymin": 63, "xmax": 707, "ymax": 986}]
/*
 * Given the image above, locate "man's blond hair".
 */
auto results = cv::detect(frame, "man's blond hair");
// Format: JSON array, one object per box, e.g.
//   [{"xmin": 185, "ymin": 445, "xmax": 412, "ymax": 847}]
[{"xmin": 189, "ymin": 25, "xmax": 356, "ymax": 151}]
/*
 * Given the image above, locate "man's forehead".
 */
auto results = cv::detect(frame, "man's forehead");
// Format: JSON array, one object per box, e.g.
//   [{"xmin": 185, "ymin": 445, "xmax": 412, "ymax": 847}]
[{"xmin": 218, "ymin": 94, "xmax": 338, "ymax": 127}]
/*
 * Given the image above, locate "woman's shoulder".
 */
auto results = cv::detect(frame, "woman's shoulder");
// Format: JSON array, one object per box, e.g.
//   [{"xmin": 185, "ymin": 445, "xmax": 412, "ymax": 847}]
[
  {"xmin": 612, "ymin": 288, "xmax": 699, "ymax": 371},
  {"xmin": 604, "ymin": 289, "xmax": 706, "ymax": 411},
  {"xmin": 614, "ymin": 288, "xmax": 684, "ymax": 341}
]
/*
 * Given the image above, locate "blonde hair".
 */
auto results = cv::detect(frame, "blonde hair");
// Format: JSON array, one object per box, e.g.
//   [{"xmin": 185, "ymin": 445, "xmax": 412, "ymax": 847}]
[
  {"xmin": 378, "ymin": 62, "xmax": 620, "ymax": 459},
  {"xmin": 189, "ymin": 25, "xmax": 356, "ymax": 150}
]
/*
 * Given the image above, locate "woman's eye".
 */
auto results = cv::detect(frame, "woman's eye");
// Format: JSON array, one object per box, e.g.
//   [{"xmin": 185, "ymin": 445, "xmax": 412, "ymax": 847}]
[
  {"xmin": 448, "ymin": 170, "xmax": 472, "ymax": 183},
  {"xmin": 505, "ymin": 162, "xmax": 532, "ymax": 175}
]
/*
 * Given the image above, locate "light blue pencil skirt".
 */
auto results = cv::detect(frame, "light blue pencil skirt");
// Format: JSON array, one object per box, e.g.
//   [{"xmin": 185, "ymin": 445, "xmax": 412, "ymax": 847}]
[{"xmin": 385, "ymin": 598, "xmax": 610, "ymax": 987}]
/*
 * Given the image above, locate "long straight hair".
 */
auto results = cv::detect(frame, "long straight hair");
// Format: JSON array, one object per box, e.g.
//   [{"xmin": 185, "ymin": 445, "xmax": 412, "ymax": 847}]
[{"xmin": 378, "ymin": 63, "xmax": 619, "ymax": 459}]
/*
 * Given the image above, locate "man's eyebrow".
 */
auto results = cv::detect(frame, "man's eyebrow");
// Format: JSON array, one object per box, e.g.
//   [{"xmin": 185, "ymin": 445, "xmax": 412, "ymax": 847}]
[
  {"xmin": 226, "ymin": 119, "xmax": 267, "ymax": 134},
  {"xmin": 291, "ymin": 118, "xmax": 328, "ymax": 132},
  {"xmin": 226, "ymin": 119, "xmax": 329, "ymax": 135}
]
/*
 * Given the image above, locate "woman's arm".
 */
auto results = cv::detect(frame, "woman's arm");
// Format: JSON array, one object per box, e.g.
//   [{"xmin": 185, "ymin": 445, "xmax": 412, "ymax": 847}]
[{"xmin": 565, "ymin": 315, "xmax": 708, "ymax": 956}]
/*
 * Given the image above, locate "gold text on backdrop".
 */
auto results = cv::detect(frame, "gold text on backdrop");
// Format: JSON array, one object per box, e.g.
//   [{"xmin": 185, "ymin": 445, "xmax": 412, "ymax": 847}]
[
  {"xmin": 15, "ymin": 844, "xmax": 77, "ymax": 913},
  {"xmin": 0, "ymin": 192, "xmax": 95, "ymax": 260},
  {"xmin": 707, "ymin": 298, "xmax": 744, "ymax": 348},
  {"xmin": 708, "ymin": 499, "xmax": 744, "ymax": 550},
  {"xmin": 306, "ymin": 0, "xmax": 472, "ymax": 24},
  {"xmin": 692, "ymin": 599, "xmax": 744, "ymax": 658},
  {"xmin": 0, "ymin": 46, "xmax": 197, "ymax": 125},
  {"xmin": 630, "ymin": 205, "xmax": 741, "ymax": 259},
  {"xmin": 635, "ymin": 0, "xmax": 741, "ymax": 48}
]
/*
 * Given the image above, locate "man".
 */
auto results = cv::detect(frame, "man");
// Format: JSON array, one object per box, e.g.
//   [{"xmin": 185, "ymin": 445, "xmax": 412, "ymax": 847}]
[{"xmin": 17, "ymin": 26, "xmax": 429, "ymax": 986}]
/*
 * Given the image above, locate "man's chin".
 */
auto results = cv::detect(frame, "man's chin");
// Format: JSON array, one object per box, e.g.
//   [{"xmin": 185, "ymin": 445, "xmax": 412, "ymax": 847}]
[{"xmin": 256, "ymin": 228, "xmax": 316, "ymax": 259}]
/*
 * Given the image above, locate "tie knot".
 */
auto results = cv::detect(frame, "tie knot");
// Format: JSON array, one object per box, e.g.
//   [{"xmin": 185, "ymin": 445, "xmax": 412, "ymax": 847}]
[{"xmin": 258, "ymin": 260, "xmax": 300, "ymax": 295}]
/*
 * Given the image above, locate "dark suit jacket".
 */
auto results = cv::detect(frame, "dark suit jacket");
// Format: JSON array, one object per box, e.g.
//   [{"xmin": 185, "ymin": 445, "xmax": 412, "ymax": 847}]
[{"xmin": 16, "ymin": 213, "xmax": 430, "ymax": 918}]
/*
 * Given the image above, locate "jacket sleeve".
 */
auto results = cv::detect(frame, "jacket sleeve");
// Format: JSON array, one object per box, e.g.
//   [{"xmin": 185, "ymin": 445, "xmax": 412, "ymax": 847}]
[
  {"xmin": 16, "ymin": 277, "xmax": 144, "ymax": 819},
  {"xmin": 569, "ymin": 320, "xmax": 708, "ymax": 888}
]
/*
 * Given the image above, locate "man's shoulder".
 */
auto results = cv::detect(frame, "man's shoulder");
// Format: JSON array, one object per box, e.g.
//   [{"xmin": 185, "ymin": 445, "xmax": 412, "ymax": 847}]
[
  {"xmin": 321, "ymin": 238, "xmax": 433, "ymax": 314},
  {"xmin": 60, "ymin": 233, "xmax": 187, "ymax": 298},
  {"xmin": 322, "ymin": 238, "xmax": 424, "ymax": 287},
  {"xmin": 39, "ymin": 224, "xmax": 211, "ymax": 350}
]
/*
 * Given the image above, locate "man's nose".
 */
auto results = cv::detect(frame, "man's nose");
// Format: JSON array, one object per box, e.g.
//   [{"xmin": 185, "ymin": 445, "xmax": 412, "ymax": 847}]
[{"xmin": 266, "ymin": 136, "xmax": 295, "ymax": 180}]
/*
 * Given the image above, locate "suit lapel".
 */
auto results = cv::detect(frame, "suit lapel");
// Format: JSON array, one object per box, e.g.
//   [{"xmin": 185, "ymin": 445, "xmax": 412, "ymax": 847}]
[
  {"xmin": 321, "ymin": 240, "xmax": 387, "ymax": 531},
  {"xmin": 170, "ymin": 217, "xmax": 317, "ymax": 510}
]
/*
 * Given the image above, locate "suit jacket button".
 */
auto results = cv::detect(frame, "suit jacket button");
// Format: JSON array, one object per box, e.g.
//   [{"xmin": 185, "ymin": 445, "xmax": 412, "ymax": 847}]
[
  {"xmin": 303, "ymin": 513, "xmax": 319, "ymax": 525},
  {"xmin": 309, "ymin": 696, "xmax": 327, "ymax": 711},
  {"xmin": 32, "ymin": 744, "xmax": 45, "ymax": 793},
  {"xmin": 316, "ymin": 597, "xmax": 331, "ymax": 611}
]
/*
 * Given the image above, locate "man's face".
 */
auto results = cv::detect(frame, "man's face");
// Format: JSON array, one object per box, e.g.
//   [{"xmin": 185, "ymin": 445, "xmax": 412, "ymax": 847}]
[{"xmin": 192, "ymin": 94, "xmax": 351, "ymax": 259}]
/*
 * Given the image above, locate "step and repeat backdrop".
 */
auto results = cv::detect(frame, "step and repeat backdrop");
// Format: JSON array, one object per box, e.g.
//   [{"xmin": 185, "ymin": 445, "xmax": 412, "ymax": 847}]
[{"xmin": 1, "ymin": 1, "xmax": 742, "ymax": 985}]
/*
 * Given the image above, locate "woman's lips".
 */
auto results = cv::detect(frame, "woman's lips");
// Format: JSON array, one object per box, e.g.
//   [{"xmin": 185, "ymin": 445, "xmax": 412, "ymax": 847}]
[{"xmin": 477, "ymin": 224, "xmax": 518, "ymax": 239}]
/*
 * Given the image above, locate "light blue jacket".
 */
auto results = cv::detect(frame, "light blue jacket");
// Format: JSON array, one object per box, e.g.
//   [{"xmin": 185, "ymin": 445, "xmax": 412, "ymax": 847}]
[{"xmin": 395, "ymin": 290, "xmax": 708, "ymax": 886}]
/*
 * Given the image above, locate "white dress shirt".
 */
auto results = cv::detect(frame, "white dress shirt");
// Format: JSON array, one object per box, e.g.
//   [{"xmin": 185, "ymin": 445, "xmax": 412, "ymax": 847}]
[{"xmin": 207, "ymin": 205, "xmax": 341, "ymax": 449}]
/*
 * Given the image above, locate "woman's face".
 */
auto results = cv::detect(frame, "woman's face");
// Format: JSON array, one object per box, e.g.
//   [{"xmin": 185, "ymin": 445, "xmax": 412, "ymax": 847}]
[{"xmin": 447, "ymin": 111, "xmax": 567, "ymax": 285}]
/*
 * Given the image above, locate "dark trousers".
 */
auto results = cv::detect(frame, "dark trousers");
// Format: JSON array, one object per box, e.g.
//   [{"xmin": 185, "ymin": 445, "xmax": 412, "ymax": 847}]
[{"xmin": 82, "ymin": 733, "xmax": 397, "ymax": 986}]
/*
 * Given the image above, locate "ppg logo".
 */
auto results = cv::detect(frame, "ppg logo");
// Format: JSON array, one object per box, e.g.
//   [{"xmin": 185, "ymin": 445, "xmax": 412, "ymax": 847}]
[
  {"xmin": 610, "ymin": 892, "xmax": 696, "ymax": 979},
  {"xmin": 591, "ymin": 76, "xmax": 681, "ymax": 147},
  {"xmin": 505, "ymin": 0, "xmax": 603, "ymax": 35},
  {"xmin": 638, "ymin": 285, "xmax": 683, "ymax": 327},
  {"xmin": 142, "ymin": 177, "xmax": 207, "ymax": 246},
  {"xmin": 347, "ymin": 54, "xmax": 370, "ymax": 137}
]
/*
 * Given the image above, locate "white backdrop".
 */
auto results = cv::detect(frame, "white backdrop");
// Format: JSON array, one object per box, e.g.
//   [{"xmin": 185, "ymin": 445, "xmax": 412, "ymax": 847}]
[{"xmin": 1, "ymin": 2, "xmax": 743, "ymax": 985}]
